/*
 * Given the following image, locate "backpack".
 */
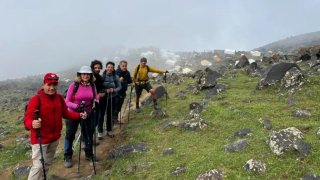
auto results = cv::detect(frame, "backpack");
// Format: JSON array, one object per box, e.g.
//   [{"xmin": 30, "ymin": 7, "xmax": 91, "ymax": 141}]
[
  {"xmin": 63, "ymin": 82, "xmax": 96, "ymax": 101},
  {"xmin": 24, "ymin": 95, "xmax": 41, "ymax": 131},
  {"xmin": 134, "ymin": 64, "xmax": 150, "ymax": 80}
]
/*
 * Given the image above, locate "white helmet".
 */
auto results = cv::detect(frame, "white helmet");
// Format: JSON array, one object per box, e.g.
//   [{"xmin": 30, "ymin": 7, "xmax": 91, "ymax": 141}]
[{"xmin": 77, "ymin": 66, "xmax": 92, "ymax": 74}]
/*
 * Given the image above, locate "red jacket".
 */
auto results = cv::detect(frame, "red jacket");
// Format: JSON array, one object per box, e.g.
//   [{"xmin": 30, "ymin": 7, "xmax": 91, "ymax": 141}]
[{"xmin": 24, "ymin": 89, "xmax": 80, "ymax": 144}]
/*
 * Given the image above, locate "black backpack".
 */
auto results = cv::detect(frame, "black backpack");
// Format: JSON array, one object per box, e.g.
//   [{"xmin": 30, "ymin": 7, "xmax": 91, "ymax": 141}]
[
  {"xmin": 24, "ymin": 95, "xmax": 41, "ymax": 131},
  {"xmin": 63, "ymin": 82, "xmax": 96, "ymax": 101}
]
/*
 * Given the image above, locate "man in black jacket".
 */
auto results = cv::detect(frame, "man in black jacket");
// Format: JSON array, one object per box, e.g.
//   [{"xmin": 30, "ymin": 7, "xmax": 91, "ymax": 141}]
[
  {"xmin": 114, "ymin": 60, "xmax": 132, "ymax": 123},
  {"xmin": 90, "ymin": 60, "xmax": 103, "ymax": 138}
]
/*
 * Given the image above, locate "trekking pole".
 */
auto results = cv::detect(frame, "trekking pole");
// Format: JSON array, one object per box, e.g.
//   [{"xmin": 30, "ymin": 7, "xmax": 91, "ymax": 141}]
[
  {"xmin": 128, "ymin": 85, "xmax": 133, "ymax": 123},
  {"xmin": 73, "ymin": 133, "xmax": 81, "ymax": 151},
  {"xmin": 78, "ymin": 101, "xmax": 86, "ymax": 173},
  {"xmin": 165, "ymin": 72, "xmax": 168, "ymax": 106},
  {"xmin": 111, "ymin": 93, "xmax": 113, "ymax": 132},
  {"xmin": 93, "ymin": 100, "xmax": 98, "ymax": 163},
  {"xmin": 34, "ymin": 110, "xmax": 46, "ymax": 180},
  {"xmin": 80, "ymin": 101, "xmax": 97, "ymax": 174},
  {"xmin": 105, "ymin": 92, "xmax": 109, "ymax": 133}
]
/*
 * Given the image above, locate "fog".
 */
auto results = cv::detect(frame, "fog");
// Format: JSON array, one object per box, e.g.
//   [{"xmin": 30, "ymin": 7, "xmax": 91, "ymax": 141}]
[{"xmin": 1, "ymin": 0, "xmax": 319, "ymax": 80}]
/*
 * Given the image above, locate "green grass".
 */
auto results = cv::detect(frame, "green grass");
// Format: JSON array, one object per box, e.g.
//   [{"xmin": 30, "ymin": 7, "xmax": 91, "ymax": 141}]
[{"xmin": 94, "ymin": 71, "xmax": 320, "ymax": 179}]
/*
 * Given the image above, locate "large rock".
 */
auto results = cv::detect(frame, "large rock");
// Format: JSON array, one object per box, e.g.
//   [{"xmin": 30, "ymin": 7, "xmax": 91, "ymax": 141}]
[
  {"xmin": 196, "ymin": 169, "xmax": 223, "ymax": 180},
  {"xmin": 281, "ymin": 67, "xmax": 304, "ymax": 88},
  {"xmin": 197, "ymin": 68, "xmax": 222, "ymax": 90},
  {"xmin": 257, "ymin": 63, "xmax": 303, "ymax": 89},
  {"xmin": 141, "ymin": 85, "xmax": 167, "ymax": 106},
  {"xmin": 108, "ymin": 143, "xmax": 148, "ymax": 159},
  {"xmin": 235, "ymin": 55, "xmax": 249, "ymax": 68},
  {"xmin": 243, "ymin": 159, "xmax": 266, "ymax": 174},
  {"xmin": 268, "ymin": 127, "xmax": 307, "ymax": 156}
]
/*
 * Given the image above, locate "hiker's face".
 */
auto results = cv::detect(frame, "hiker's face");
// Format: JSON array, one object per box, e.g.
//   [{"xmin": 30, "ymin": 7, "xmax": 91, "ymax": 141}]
[
  {"xmin": 43, "ymin": 83, "xmax": 58, "ymax": 95},
  {"xmin": 140, "ymin": 61, "xmax": 147, "ymax": 67},
  {"xmin": 93, "ymin": 64, "xmax": 101, "ymax": 74},
  {"xmin": 120, "ymin": 63, "xmax": 127, "ymax": 71},
  {"xmin": 80, "ymin": 73, "xmax": 91, "ymax": 82},
  {"xmin": 106, "ymin": 64, "xmax": 114, "ymax": 74}
]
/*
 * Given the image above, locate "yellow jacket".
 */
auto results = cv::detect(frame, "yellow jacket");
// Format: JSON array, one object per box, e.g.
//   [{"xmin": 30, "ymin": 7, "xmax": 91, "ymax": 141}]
[{"xmin": 132, "ymin": 65, "xmax": 165, "ymax": 82}]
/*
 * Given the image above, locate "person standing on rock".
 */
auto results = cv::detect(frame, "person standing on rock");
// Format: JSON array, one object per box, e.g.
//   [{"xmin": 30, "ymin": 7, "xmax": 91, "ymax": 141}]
[
  {"xmin": 132, "ymin": 57, "xmax": 168, "ymax": 113},
  {"xmin": 114, "ymin": 60, "xmax": 132, "ymax": 123},
  {"xmin": 24, "ymin": 73, "xmax": 87, "ymax": 180}
]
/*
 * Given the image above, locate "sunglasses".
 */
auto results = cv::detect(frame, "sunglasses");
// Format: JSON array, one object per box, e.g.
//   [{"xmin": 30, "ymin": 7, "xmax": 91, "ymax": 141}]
[{"xmin": 81, "ymin": 73, "xmax": 91, "ymax": 76}]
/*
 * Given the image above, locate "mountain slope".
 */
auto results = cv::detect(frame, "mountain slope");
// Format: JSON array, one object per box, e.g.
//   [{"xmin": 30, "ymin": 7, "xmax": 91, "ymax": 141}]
[{"xmin": 254, "ymin": 31, "xmax": 320, "ymax": 53}]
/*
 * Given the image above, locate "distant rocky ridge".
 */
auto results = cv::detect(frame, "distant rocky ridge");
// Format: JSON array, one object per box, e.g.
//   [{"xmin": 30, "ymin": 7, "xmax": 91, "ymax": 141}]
[{"xmin": 254, "ymin": 31, "xmax": 320, "ymax": 53}]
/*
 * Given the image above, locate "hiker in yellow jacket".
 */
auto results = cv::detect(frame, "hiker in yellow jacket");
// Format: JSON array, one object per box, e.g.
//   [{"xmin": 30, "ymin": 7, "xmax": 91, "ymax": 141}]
[{"xmin": 132, "ymin": 57, "xmax": 168, "ymax": 112}]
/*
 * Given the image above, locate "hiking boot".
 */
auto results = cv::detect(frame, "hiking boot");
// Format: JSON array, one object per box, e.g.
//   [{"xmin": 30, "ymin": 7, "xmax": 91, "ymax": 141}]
[
  {"xmin": 86, "ymin": 155, "xmax": 99, "ymax": 161},
  {"xmin": 107, "ymin": 131, "xmax": 114, "ymax": 138},
  {"xmin": 135, "ymin": 108, "xmax": 140, "ymax": 113},
  {"xmin": 64, "ymin": 158, "xmax": 72, "ymax": 168},
  {"xmin": 97, "ymin": 132, "xmax": 103, "ymax": 140}
]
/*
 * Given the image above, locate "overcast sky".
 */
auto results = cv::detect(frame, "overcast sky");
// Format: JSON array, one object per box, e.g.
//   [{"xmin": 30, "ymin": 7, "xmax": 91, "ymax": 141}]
[{"xmin": 0, "ymin": 0, "xmax": 319, "ymax": 80}]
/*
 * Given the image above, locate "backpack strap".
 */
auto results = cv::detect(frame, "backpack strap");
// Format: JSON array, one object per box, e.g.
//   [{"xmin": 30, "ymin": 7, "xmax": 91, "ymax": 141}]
[{"xmin": 134, "ymin": 65, "xmax": 149, "ymax": 81}]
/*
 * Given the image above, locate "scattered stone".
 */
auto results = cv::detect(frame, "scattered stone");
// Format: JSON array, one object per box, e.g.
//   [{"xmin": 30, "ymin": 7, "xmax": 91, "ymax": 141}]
[
  {"xmin": 171, "ymin": 166, "xmax": 187, "ymax": 176},
  {"xmin": 292, "ymin": 109, "xmax": 311, "ymax": 118},
  {"xmin": 235, "ymin": 55, "xmax": 249, "ymax": 68},
  {"xmin": 159, "ymin": 119, "xmax": 175, "ymax": 129},
  {"xmin": 123, "ymin": 165, "xmax": 137, "ymax": 174},
  {"xmin": 150, "ymin": 108, "xmax": 166, "ymax": 118},
  {"xmin": 225, "ymin": 139, "xmax": 248, "ymax": 152},
  {"xmin": 233, "ymin": 128, "xmax": 252, "ymax": 137},
  {"xmin": 316, "ymin": 128, "xmax": 320, "ymax": 138},
  {"xmin": 108, "ymin": 143, "xmax": 149, "ymax": 159},
  {"xmin": 293, "ymin": 139, "xmax": 312, "ymax": 157},
  {"xmin": 196, "ymin": 169, "xmax": 223, "ymax": 180},
  {"xmin": 189, "ymin": 102, "xmax": 203, "ymax": 118},
  {"xmin": 259, "ymin": 118, "xmax": 272, "ymax": 130},
  {"xmin": 161, "ymin": 147, "xmax": 176, "ymax": 156},
  {"xmin": 176, "ymin": 91, "xmax": 186, "ymax": 100},
  {"xmin": 301, "ymin": 172, "xmax": 320, "ymax": 180},
  {"xmin": 12, "ymin": 165, "xmax": 31, "ymax": 178},
  {"xmin": 286, "ymin": 98, "xmax": 297, "ymax": 107},
  {"xmin": 268, "ymin": 127, "xmax": 303, "ymax": 155},
  {"xmin": 178, "ymin": 119, "xmax": 208, "ymax": 131},
  {"xmin": 140, "ymin": 162, "xmax": 152, "ymax": 169},
  {"xmin": 243, "ymin": 159, "xmax": 266, "ymax": 174}
]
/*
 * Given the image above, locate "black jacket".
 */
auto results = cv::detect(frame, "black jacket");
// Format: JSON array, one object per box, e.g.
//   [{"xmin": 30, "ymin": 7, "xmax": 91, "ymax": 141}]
[
  {"xmin": 115, "ymin": 66, "xmax": 132, "ymax": 96},
  {"xmin": 93, "ymin": 73, "xmax": 104, "ymax": 93}
]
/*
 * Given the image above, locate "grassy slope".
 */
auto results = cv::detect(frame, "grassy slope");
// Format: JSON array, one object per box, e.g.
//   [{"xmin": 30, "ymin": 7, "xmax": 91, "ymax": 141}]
[{"xmin": 100, "ymin": 70, "xmax": 320, "ymax": 179}]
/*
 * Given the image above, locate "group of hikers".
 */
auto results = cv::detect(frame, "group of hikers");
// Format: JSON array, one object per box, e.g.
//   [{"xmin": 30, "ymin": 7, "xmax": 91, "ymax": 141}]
[{"xmin": 23, "ymin": 57, "xmax": 168, "ymax": 179}]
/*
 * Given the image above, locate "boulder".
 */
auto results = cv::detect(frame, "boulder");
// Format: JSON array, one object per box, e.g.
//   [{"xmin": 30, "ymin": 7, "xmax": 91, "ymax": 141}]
[
  {"xmin": 292, "ymin": 109, "xmax": 311, "ymax": 118},
  {"xmin": 225, "ymin": 139, "xmax": 248, "ymax": 152},
  {"xmin": 243, "ymin": 159, "xmax": 266, "ymax": 174},
  {"xmin": 196, "ymin": 169, "xmax": 223, "ymax": 180},
  {"xmin": 259, "ymin": 118, "xmax": 272, "ymax": 130},
  {"xmin": 197, "ymin": 68, "xmax": 222, "ymax": 90},
  {"xmin": 108, "ymin": 143, "xmax": 148, "ymax": 159},
  {"xmin": 171, "ymin": 166, "xmax": 186, "ymax": 176},
  {"xmin": 268, "ymin": 127, "xmax": 304, "ymax": 155}
]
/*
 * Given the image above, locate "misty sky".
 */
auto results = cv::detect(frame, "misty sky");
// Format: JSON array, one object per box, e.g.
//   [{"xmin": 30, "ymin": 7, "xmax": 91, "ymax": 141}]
[{"xmin": 1, "ymin": 0, "xmax": 319, "ymax": 80}]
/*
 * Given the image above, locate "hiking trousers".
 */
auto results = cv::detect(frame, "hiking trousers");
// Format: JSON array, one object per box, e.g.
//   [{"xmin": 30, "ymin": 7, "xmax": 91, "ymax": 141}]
[{"xmin": 28, "ymin": 139, "xmax": 59, "ymax": 180}]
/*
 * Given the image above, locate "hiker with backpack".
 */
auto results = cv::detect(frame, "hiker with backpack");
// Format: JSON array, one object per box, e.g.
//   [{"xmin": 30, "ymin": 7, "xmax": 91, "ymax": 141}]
[
  {"xmin": 90, "ymin": 60, "xmax": 104, "ymax": 126},
  {"xmin": 132, "ymin": 57, "xmax": 168, "ymax": 112},
  {"xmin": 97, "ymin": 61, "xmax": 121, "ymax": 138},
  {"xmin": 63, "ymin": 66, "xmax": 99, "ymax": 168},
  {"xmin": 24, "ymin": 73, "xmax": 87, "ymax": 180},
  {"xmin": 114, "ymin": 60, "xmax": 132, "ymax": 124}
]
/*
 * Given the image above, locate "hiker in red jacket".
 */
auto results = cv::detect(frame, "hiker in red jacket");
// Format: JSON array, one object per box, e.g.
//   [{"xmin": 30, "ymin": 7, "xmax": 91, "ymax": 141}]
[{"xmin": 24, "ymin": 72, "xmax": 87, "ymax": 180}]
